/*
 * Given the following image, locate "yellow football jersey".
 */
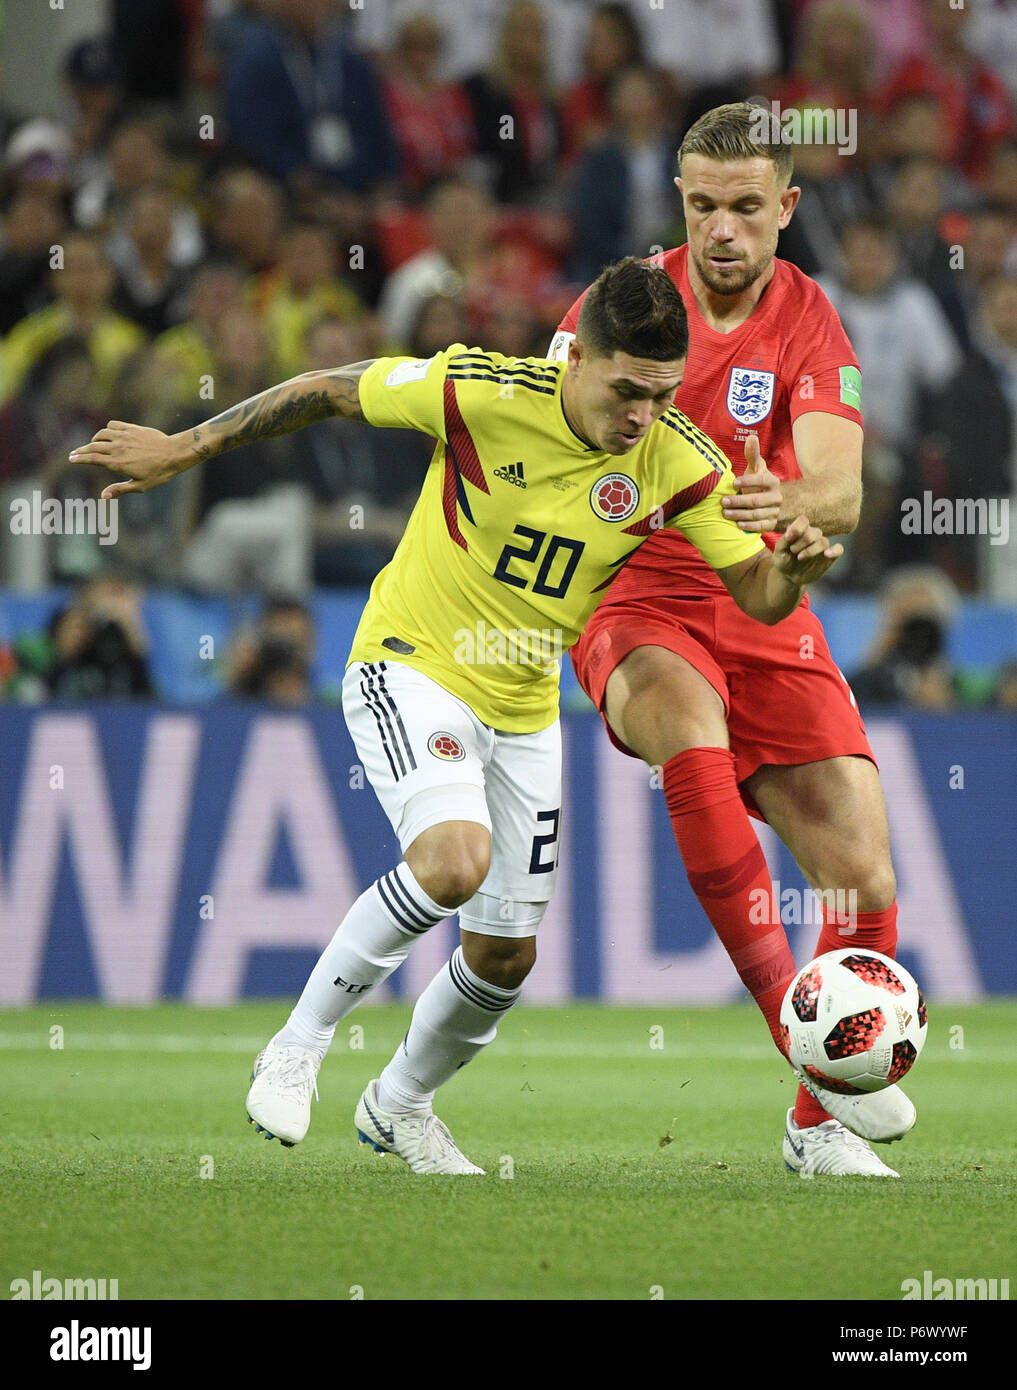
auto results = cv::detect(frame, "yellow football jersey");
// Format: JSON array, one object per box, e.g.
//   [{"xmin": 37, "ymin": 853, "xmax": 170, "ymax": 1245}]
[{"xmin": 352, "ymin": 346, "xmax": 763, "ymax": 732}]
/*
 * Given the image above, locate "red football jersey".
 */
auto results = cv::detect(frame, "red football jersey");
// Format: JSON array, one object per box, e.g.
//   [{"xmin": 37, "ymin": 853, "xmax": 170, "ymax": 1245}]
[{"xmin": 552, "ymin": 245, "xmax": 863, "ymax": 596}]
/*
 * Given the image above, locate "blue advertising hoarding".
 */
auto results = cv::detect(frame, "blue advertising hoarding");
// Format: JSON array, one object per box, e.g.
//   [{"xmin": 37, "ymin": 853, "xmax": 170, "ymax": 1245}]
[{"xmin": 0, "ymin": 705, "xmax": 1013, "ymax": 1004}]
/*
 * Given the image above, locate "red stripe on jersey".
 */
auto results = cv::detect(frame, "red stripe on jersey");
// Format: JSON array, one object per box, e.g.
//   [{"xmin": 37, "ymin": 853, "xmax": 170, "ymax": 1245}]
[
  {"xmin": 442, "ymin": 379, "xmax": 490, "ymax": 494},
  {"xmin": 621, "ymin": 470, "xmax": 719, "ymax": 536},
  {"xmin": 442, "ymin": 455, "xmax": 469, "ymax": 550}
]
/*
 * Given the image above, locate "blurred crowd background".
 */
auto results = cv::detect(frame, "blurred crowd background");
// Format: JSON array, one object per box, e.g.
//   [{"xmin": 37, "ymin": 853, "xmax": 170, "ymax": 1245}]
[{"xmin": 0, "ymin": 0, "xmax": 1015, "ymax": 709}]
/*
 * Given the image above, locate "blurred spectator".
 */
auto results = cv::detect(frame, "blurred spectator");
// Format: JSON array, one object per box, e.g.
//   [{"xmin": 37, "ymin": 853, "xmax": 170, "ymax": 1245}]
[
  {"xmin": 179, "ymin": 307, "xmax": 311, "ymax": 598},
  {"xmin": 0, "ymin": 338, "xmax": 108, "ymax": 588},
  {"xmin": 461, "ymin": 0, "xmax": 560, "ymax": 204},
  {"xmin": 226, "ymin": 598, "xmax": 316, "ymax": 705},
  {"xmin": 0, "ymin": 231, "xmax": 146, "ymax": 409},
  {"xmin": 486, "ymin": 292, "xmax": 544, "ymax": 358},
  {"xmin": 884, "ymin": 157, "xmax": 967, "ymax": 342},
  {"xmin": 109, "ymin": 186, "xmax": 194, "ymax": 336},
  {"xmin": 300, "ymin": 177, "xmax": 389, "ymax": 308},
  {"xmin": 0, "ymin": 337, "xmax": 103, "ymax": 491},
  {"xmin": 647, "ymin": 0, "xmax": 781, "ymax": 103},
  {"xmin": 110, "ymin": 0, "xmax": 190, "ymax": 106},
  {"xmin": 224, "ymin": 0, "xmax": 399, "ymax": 193},
  {"xmin": 61, "ymin": 37, "xmax": 126, "ymax": 193},
  {"xmin": 817, "ymin": 216, "xmax": 961, "ymax": 586},
  {"xmin": 791, "ymin": 0, "xmax": 927, "ymax": 81},
  {"xmin": 260, "ymin": 220, "xmax": 364, "ymax": 378},
  {"xmin": 73, "ymin": 116, "xmax": 203, "ymax": 273},
  {"xmin": 772, "ymin": 125, "xmax": 877, "ymax": 279},
  {"xmin": 965, "ymin": 0, "xmax": 1017, "ymax": 106},
  {"xmin": 571, "ymin": 66, "xmax": 681, "ymax": 281},
  {"xmin": 150, "ymin": 260, "xmax": 246, "ymax": 413},
  {"xmin": 559, "ymin": 4, "xmax": 646, "ymax": 165},
  {"xmin": 42, "ymin": 578, "xmax": 155, "ymax": 700},
  {"xmin": 352, "ymin": 0, "xmax": 592, "ymax": 90},
  {"xmin": 202, "ymin": 0, "xmax": 268, "ymax": 73},
  {"xmin": 775, "ymin": 0, "xmax": 878, "ymax": 125},
  {"xmin": 3, "ymin": 120, "xmax": 73, "ymax": 208},
  {"xmin": 379, "ymin": 12, "xmax": 475, "ymax": 194},
  {"xmin": 878, "ymin": 0, "xmax": 1015, "ymax": 181},
  {"xmin": 919, "ymin": 273, "xmax": 1016, "ymax": 589},
  {"xmin": 952, "ymin": 204, "xmax": 1017, "ymax": 346},
  {"xmin": 983, "ymin": 141, "xmax": 1017, "ymax": 227},
  {"xmin": 98, "ymin": 349, "xmax": 198, "ymax": 586},
  {"xmin": 848, "ymin": 566, "xmax": 988, "ymax": 708},
  {"xmin": 301, "ymin": 317, "xmax": 431, "ymax": 587},
  {"xmin": 207, "ymin": 167, "xmax": 286, "ymax": 292},
  {"xmin": 377, "ymin": 178, "xmax": 495, "ymax": 346},
  {"xmin": 0, "ymin": 190, "xmax": 65, "ymax": 334},
  {"xmin": 406, "ymin": 293, "xmax": 471, "ymax": 359},
  {"xmin": 876, "ymin": 89, "xmax": 954, "ymax": 173}
]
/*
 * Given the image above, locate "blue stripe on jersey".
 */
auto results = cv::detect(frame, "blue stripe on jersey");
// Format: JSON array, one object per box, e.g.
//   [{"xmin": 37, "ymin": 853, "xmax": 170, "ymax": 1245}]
[
  {"xmin": 446, "ymin": 371, "xmax": 556, "ymax": 396},
  {"xmin": 448, "ymin": 440, "xmax": 476, "ymax": 525},
  {"xmin": 451, "ymin": 353, "xmax": 558, "ymax": 384}
]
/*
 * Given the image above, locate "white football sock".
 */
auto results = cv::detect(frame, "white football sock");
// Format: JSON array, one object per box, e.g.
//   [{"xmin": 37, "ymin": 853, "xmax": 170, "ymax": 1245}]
[
  {"xmin": 376, "ymin": 946, "xmax": 522, "ymax": 1113},
  {"xmin": 276, "ymin": 864, "xmax": 454, "ymax": 1051}
]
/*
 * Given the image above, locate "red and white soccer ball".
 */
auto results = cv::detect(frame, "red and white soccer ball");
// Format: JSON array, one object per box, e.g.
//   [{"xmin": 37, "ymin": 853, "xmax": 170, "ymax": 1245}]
[{"xmin": 780, "ymin": 949, "xmax": 928, "ymax": 1094}]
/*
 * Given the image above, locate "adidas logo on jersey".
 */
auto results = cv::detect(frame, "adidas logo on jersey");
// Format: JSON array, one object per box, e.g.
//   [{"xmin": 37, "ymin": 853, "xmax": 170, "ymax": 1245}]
[{"xmin": 494, "ymin": 461, "xmax": 526, "ymax": 487}]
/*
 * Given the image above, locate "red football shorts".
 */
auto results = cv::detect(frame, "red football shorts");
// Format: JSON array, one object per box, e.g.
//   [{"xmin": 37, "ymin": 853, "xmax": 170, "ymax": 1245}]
[{"xmin": 570, "ymin": 592, "xmax": 875, "ymax": 818}]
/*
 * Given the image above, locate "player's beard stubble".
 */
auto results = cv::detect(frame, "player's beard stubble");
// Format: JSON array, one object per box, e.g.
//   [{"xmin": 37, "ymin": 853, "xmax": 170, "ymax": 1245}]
[{"xmin": 691, "ymin": 234, "xmax": 778, "ymax": 296}]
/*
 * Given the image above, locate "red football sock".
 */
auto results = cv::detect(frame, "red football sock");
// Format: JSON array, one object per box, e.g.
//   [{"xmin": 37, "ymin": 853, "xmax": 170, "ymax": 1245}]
[
  {"xmin": 662, "ymin": 748, "xmax": 795, "ymax": 1055},
  {"xmin": 793, "ymin": 901, "xmax": 900, "ymax": 1128}
]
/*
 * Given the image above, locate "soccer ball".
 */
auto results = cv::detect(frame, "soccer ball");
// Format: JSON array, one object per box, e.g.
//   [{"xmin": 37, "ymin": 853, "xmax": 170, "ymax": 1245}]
[{"xmin": 780, "ymin": 949, "xmax": 928, "ymax": 1094}]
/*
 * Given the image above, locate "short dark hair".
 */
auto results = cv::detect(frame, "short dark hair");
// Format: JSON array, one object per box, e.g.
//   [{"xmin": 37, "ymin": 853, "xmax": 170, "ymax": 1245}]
[
  {"xmin": 678, "ymin": 101, "xmax": 794, "ymax": 186},
  {"xmin": 842, "ymin": 212, "xmax": 893, "ymax": 241},
  {"xmin": 576, "ymin": 257, "xmax": 688, "ymax": 361}
]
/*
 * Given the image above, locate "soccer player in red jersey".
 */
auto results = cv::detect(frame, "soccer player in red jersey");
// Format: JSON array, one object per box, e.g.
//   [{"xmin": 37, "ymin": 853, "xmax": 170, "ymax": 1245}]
[{"xmin": 551, "ymin": 102, "xmax": 913, "ymax": 1177}]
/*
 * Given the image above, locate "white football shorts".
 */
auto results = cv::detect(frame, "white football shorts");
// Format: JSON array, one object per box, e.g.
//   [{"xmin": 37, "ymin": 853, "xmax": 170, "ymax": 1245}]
[{"xmin": 342, "ymin": 660, "xmax": 562, "ymax": 936}]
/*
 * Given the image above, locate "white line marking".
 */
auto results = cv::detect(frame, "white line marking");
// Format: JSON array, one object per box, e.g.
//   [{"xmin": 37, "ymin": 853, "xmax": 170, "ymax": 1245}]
[{"xmin": 0, "ymin": 1033, "xmax": 1010, "ymax": 1062}]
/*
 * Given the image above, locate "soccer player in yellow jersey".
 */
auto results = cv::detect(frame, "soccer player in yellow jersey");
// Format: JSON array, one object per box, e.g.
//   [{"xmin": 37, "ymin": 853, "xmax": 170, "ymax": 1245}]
[{"xmin": 70, "ymin": 259, "xmax": 842, "ymax": 1174}]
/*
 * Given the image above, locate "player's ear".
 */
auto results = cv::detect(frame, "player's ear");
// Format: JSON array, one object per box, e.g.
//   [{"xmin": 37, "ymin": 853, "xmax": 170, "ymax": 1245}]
[
  {"xmin": 674, "ymin": 176, "xmax": 683, "ymax": 195},
  {"xmin": 779, "ymin": 184, "xmax": 802, "ymax": 228},
  {"xmin": 567, "ymin": 338, "xmax": 583, "ymax": 371}
]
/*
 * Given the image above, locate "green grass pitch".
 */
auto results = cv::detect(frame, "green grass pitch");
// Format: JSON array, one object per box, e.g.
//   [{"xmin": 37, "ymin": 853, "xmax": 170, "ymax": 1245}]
[{"xmin": 1, "ymin": 1001, "xmax": 1014, "ymax": 1302}]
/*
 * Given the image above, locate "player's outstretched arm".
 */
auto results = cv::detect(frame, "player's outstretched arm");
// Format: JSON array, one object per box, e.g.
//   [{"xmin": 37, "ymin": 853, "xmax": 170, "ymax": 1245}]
[
  {"xmin": 69, "ymin": 361, "xmax": 375, "ymax": 500},
  {"xmin": 716, "ymin": 516, "xmax": 843, "ymax": 625}
]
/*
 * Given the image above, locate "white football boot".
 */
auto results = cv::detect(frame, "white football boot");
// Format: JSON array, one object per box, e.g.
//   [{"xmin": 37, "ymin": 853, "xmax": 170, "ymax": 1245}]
[
  {"xmin": 354, "ymin": 1080, "xmax": 485, "ymax": 1175},
  {"xmin": 246, "ymin": 1041, "xmax": 323, "ymax": 1146},
  {"xmin": 792, "ymin": 1068, "xmax": 916, "ymax": 1143},
  {"xmin": 783, "ymin": 1109, "xmax": 900, "ymax": 1177}
]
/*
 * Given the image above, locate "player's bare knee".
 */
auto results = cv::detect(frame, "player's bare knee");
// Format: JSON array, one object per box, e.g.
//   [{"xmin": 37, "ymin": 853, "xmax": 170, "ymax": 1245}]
[
  {"xmin": 461, "ymin": 933, "xmax": 536, "ymax": 990},
  {"xmin": 425, "ymin": 854, "xmax": 490, "ymax": 907},
  {"xmin": 853, "ymin": 863, "xmax": 897, "ymax": 913},
  {"xmin": 406, "ymin": 825, "xmax": 491, "ymax": 907}
]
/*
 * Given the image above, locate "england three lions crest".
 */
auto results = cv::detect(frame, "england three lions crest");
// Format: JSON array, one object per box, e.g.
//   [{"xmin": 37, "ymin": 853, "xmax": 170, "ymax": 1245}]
[{"xmin": 726, "ymin": 367, "xmax": 775, "ymax": 425}]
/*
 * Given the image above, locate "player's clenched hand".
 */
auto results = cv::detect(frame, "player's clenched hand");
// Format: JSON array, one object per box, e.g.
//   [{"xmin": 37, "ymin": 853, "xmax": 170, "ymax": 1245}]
[
  {"xmin": 772, "ymin": 516, "xmax": 843, "ymax": 586},
  {"xmin": 721, "ymin": 433, "xmax": 782, "ymax": 532},
  {"xmin": 69, "ymin": 422, "xmax": 188, "ymax": 500}
]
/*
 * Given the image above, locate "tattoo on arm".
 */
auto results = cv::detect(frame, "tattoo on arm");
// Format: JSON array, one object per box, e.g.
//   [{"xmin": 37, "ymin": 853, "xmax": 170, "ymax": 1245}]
[{"xmin": 189, "ymin": 361, "xmax": 373, "ymax": 463}]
